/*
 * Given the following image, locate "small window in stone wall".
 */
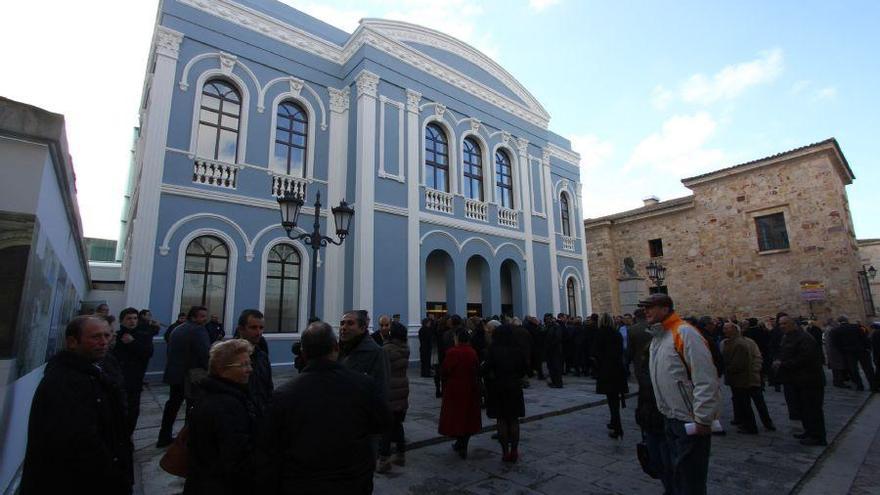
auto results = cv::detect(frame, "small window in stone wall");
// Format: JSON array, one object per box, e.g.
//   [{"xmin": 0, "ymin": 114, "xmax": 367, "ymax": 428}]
[
  {"xmin": 649, "ymin": 238, "xmax": 664, "ymax": 258},
  {"xmin": 755, "ymin": 212, "xmax": 790, "ymax": 251}
]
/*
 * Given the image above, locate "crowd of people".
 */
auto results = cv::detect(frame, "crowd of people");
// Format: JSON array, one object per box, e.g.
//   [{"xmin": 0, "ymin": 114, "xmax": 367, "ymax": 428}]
[{"xmin": 18, "ymin": 297, "xmax": 880, "ymax": 495}]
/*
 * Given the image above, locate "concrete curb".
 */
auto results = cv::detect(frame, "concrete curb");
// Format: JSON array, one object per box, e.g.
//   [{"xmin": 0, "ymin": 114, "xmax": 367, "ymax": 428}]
[
  {"xmin": 789, "ymin": 391, "xmax": 875, "ymax": 495},
  {"xmin": 405, "ymin": 391, "xmax": 639, "ymax": 452}
]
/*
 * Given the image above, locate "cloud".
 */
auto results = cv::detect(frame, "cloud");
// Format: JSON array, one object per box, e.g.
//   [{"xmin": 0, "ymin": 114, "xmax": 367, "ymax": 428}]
[
  {"xmin": 680, "ymin": 48, "xmax": 783, "ymax": 104},
  {"xmin": 529, "ymin": 0, "xmax": 562, "ymax": 12},
  {"xmin": 569, "ymin": 133, "xmax": 614, "ymax": 172},
  {"xmin": 625, "ymin": 112, "xmax": 727, "ymax": 175},
  {"xmin": 791, "ymin": 79, "xmax": 810, "ymax": 95},
  {"xmin": 813, "ymin": 86, "xmax": 837, "ymax": 101},
  {"xmin": 651, "ymin": 85, "xmax": 674, "ymax": 110}
]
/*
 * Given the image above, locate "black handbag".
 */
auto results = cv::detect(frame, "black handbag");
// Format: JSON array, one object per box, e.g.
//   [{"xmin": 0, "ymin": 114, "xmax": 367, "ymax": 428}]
[{"xmin": 636, "ymin": 440, "xmax": 661, "ymax": 479}]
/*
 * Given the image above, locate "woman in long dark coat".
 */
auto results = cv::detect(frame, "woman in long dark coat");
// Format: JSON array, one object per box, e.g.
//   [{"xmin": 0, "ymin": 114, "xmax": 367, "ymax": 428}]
[
  {"xmin": 592, "ymin": 313, "xmax": 628, "ymax": 438},
  {"xmin": 483, "ymin": 325, "xmax": 527, "ymax": 462},
  {"xmin": 438, "ymin": 327, "xmax": 482, "ymax": 459}
]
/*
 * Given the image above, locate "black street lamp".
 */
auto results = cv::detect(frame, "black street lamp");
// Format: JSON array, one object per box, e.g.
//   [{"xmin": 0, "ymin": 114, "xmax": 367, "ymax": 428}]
[
  {"xmin": 646, "ymin": 259, "xmax": 667, "ymax": 289},
  {"xmin": 277, "ymin": 190, "xmax": 354, "ymax": 322},
  {"xmin": 866, "ymin": 265, "xmax": 877, "ymax": 281}
]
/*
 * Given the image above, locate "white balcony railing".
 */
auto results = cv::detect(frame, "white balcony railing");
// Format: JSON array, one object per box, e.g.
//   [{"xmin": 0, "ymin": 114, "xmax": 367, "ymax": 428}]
[
  {"xmin": 425, "ymin": 188, "xmax": 454, "ymax": 214},
  {"xmin": 464, "ymin": 198, "xmax": 488, "ymax": 222},
  {"xmin": 193, "ymin": 159, "xmax": 242, "ymax": 189},
  {"xmin": 270, "ymin": 172, "xmax": 308, "ymax": 199},
  {"xmin": 497, "ymin": 207, "xmax": 519, "ymax": 228},
  {"xmin": 562, "ymin": 235, "xmax": 576, "ymax": 251}
]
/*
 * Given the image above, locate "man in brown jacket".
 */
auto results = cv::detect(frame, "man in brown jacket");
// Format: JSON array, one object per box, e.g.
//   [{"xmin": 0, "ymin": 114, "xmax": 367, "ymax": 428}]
[{"xmin": 722, "ymin": 322, "xmax": 758, "ymax": 434}]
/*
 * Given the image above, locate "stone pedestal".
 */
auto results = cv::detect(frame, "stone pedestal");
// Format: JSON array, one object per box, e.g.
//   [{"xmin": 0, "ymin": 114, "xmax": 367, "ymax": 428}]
[{"xmin": 618, "ymin": 277, "xmax": 645, "ymax": 315}]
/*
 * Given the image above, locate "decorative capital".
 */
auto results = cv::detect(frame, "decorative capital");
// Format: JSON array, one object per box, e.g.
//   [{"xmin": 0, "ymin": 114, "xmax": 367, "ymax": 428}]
[
  {"xmin": 155, "ymin": 26, "xmax": 184, "ymax": 59},
  {"xmin": 406, "ymin": 89, "xmax": 422, "ymax": 113},
  {"xmin": 501, "ymin": 131, "xmax": 512, "ymax": 146},
  {"xmin": 516, "ymin": 137, "xmax": 529, "ymax": 155},
  {"xmin": 434, "ymin": 103, "xmax": 446, "ymax": 119},
  {"xmin": 355, "ymin": 70, "xmax": 379, "ymax": 98},
  {"xmin": 542, "ymin": 149, "xmax": 551, "ymax": 166},
  {"xmin": 288, "ymin": 77, "xmax": 304, "ymax": 97},
  {"xmin": 219, "ymin": 52, "xmax": 237, "ymax": 75},
  {"xmin": 328, "ymin": 87, "xmax": 350, "ymax": 113},
  {"xmin": 469, "ymin": 118, "xmax": 481, "ymax": 133}
]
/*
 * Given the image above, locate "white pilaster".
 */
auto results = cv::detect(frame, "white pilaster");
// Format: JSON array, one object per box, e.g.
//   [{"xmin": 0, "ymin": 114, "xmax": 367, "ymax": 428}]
[
  {"xmin": 405, "ymin": 89, "xmax": 422, "ymax": 327},
  {"xmin": 352, "ymin": 70, "xmax": 379, "ymax": 316},
  {"xmin": 126, "ymin": 26, "xmax": 183, "ymax": 310},
  {"xmin": 577, "ymin": 183, "xmax": 593, "ymax": 314},
  {"xmin": 541, "ymin": 150, "xmax": 561, "ymax": 314},
  {"xmin": 516, "ymin": 138, "xmax": 537, "ymax": 316},
  {"xmin": 322, "ymin": 87, "xmax": 350, "ymax": 321}
]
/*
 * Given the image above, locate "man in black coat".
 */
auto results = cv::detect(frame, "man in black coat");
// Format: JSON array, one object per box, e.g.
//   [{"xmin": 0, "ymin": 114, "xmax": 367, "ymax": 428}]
[
  {"xmin": 236, "ymin": 308, "xmax": 274, "ymax": 417},
  {"xmin": 418, "ymin": 318, "xmax": 434, "ymax": 377},
  {"xmin": 21, "ymin": 316, "xmax": 132, "ymax": 495},
  {"xmin": 544, "ymin": 313, "xmax": 564, "ymax": 388},
  {"xmin": 255, "ymin": 321, "xmax": 392, "ymax": 494},
  {"xmin": 831, "ymin": 316, "xmax": 876, "ymax": 391},
  {"xmin": 524, "ymin": 316, "xmax": 546, "ymax": 379},
  {"xmin": 114, "ymin": 307, "xmax": 155, "ymax": 436},
  {"xmin": 773, "ymin": 315, "xmax": 827, "ymax": 446},
  {"xmin": 157, "ymin": 305, "xmax": 211, "ymax": 447},
  {"xmin": 206, "ymin": 314, "xmax": 225, "ymax": 343}
]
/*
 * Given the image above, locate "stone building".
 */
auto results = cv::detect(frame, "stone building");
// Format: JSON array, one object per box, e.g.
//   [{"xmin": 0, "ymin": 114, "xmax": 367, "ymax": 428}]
[
  {"xmin": 857, "ymin": 239, "xmax": 879, "ymax": 318},
  {"xmin": 584, "ymin": 139, "xmax": 874, "ymax": 323}
]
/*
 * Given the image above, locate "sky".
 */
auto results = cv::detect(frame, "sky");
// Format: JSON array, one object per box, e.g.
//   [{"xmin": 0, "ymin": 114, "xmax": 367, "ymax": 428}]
[{"xmin": 2, "ymin": 0, "xmax": 878, "ymax": 240}]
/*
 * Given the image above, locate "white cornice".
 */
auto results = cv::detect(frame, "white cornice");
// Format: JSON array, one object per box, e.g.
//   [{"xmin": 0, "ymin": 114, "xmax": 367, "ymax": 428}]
[
  {"xmin": 160, "ymin": 183, "xmax": 328, "ymax": 217},
  {"xmin": 374, "ymin": 202, "xmax": 409, "ymax": 217},
  {"xmin": 546, "ymin": 143, "xmax": 581, "ymax": 166},
  {"xmin": 176, "ymin": 0, "xmax": 549, "ymax": 128}
]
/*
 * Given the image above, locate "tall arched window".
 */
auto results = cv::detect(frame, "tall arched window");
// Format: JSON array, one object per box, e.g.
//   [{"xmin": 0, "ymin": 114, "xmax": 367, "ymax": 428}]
[
  {"xmin": 462, "ymin": 137, "xmax": 484, "ymax": 201},
  {"xmin": 560, "ymin": 192, "xmax": 572, "ymax": 236},
  {"xmin": 273, "ymin": 101, "xmax": 308, "ymax": 177},
  {"xmin": 495, "ymin": 150, "xmax": 514, "ymax": 208},
  {"xmin": 265, "ymin": 243, "xmax": 301, "ymax": 333},
  {"xmin": 196, "ymin": 79, "xmax": 241, "ymax": 163},
  {"xmin": 566, "ymin": 278, "xmax": 577, "ymax": 317},
  {"xmin": 425, "ymin": 123, "xmax": 449, "ymax": 192},
  {"xmin": 181, "ymin": 235, "xmax": 229, "ymax": 319}
]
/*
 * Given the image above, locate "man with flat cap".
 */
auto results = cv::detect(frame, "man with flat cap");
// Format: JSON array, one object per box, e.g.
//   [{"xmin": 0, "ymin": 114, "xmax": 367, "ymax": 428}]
[{"xmin": 641, "ymin": 293, "xmax": 720, "ymax": 495}]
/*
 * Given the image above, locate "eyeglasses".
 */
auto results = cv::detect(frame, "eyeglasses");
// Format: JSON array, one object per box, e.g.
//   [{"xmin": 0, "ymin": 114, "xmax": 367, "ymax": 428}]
[{"xmin": 224, "ymin": 362, "xmax": 252, "ymax": 369}]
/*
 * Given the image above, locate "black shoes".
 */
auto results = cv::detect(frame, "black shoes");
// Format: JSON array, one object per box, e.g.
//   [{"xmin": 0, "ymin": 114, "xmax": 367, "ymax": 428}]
[
  {"xmin": 793, "ymin": 432, "xmax": 809, "ymax": 439},
  {"xmin": 156, "ymin": 437, "xmax": 173, "ymax": 449},
  {"xmin": 800, "ymin": 437, "xmax": 827, "ymax": 446},
  {"xmin": 737, "ymin": 427, "xmax": 759, "ymax": 435},
  {"xmin": 608, "ymin": 429, "xmax": 623, "ymax": 439},
  {"xmin": 764, "ymin": 423, "xmax": 777, "ymax": 432}
]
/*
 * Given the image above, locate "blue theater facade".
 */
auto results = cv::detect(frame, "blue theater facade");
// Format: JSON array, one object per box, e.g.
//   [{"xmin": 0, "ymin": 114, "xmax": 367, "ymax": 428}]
[{"xmin": 122, "ymin": 0, "xmax": 591, "ymax": 367}]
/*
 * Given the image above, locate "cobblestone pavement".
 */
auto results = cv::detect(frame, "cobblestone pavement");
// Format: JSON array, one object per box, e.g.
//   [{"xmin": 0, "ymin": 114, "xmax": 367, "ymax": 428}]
[
  {"xmin": 840, "ymin": 396, "xmax": 880, "ymax": 495},
  {"xmin": 133, "ymin": 368, "xmax": 872, "ymax": 495}
]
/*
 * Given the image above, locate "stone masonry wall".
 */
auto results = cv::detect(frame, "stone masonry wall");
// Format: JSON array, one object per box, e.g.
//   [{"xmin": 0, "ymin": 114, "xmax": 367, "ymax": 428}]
[{"xmin": 585, "ymin": 150, "xmax": 868, "ymax": 322}]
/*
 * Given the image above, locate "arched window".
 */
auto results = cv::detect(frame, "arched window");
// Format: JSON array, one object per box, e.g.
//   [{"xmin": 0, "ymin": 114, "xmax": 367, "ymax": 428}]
[
  {"xmin": 462, "ymin": 137, "xmax": 484, "ymax": 201},
  {"xmin": 196, "ymin": 79, "xmax": 241, "ymax": 163},
  {"xmin": 273, "ymin": 101, "xmax": 308, "ymax": 177},
  {"xmin": 425, "ymin": 123, "xmax": 449, "ymax": 192},
  {"xmin": 181, "ymin": 235, "xmax": 228, "ymax": 318},
  {"xmin": 560, "ymin": 192, "xmax": 572, "ymax": 236},
  {"xmin": 265, "ymin": 243, "xmax": 301, "ymax": 333},
  {"xmin": 495, "ymin": 150, "xmax": 514, "ymax": 208},
  {"xmin": 566, "ymin": 278, "xmax": 577, "ymax": 317}
]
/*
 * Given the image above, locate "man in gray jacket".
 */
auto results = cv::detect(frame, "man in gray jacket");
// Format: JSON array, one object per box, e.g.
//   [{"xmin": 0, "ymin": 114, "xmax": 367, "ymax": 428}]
[{"xmin": 642, "ymin": 294, "xmax": 720, "ymax": 495}]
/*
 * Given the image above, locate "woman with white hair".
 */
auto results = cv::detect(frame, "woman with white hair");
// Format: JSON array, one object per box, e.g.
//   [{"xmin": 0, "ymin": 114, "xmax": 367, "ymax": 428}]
[{"xmin": 185, "ymin": 339, "xmax": 257, "ymax": 494}]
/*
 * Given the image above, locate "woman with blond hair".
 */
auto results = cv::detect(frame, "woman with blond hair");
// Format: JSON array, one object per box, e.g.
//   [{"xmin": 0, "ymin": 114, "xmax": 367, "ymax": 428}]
[
  {"xmin": 592, "ymin": 313, "xmax": 628, "ymax": 439},
  {"xmin": 185, "ymin": 339, "xmax": 258, "ymax": 494}
]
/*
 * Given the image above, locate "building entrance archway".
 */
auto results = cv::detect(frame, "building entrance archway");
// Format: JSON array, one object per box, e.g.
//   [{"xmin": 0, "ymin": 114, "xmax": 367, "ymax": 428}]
[{"xmin": 425, "ymin": 249, "xmax": 455, "ymax": 318}]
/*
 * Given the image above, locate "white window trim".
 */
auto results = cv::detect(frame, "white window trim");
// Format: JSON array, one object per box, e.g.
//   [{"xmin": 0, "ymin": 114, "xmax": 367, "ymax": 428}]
[
  {"xmin": 378, "ymin": 95, "xmax": 405, "ymax": 183},
  {"xmin": 187, "ymin": 70, "xmax": 251, "ymax": 163},
  {"xmin": 421, "ymin": 115, "xmax": 458, "ymax": 194},
  {"xmin": 558, "ymin": 190, "xmax": 574, "ymax": 237},
  {"xmin": 258, "ymin": 237, "xmax": 311, "ymax": 334},
  {"xmin": 460, "ymin": 131, "xmax": 490, "ymax": 203},
  {"xmin": 172, "ymin": 228, "xmax": 239, "ymax": 331},
  {"xmin": 560, "ymin": 268, "xmax": 585, "ymax": 317},
  {"xmin": 267, "ymin": 92, "xmax": 317, "ymax": 180},
  {"xmin": 490, "ymin": 143, "xmax": 520, "ymax": 211}
]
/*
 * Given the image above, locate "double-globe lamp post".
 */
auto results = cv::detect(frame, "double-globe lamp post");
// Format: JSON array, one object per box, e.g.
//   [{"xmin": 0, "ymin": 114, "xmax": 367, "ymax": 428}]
[
  {"xmin": 646, "ymin": 259, "xmax": 667, "ymax": 293},
  {"xmin": 277, "ymin": 190, "xmax": 354, "ymax": 322}
]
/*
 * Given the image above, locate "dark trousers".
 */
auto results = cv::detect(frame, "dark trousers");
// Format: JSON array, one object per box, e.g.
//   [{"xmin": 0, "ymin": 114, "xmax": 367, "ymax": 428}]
[
  {"xmin": 379, "ymin": 409, "xmax": 407, "ymax": 457},
  {"xmin": 419, "ymin": 346, "xmax": 432, "ymax": 377},
  {"xmin": 158, "ymin": 383, "xmax": 189, "ymax": 441},
  {"xmin": 664, "ymin": 418, "xmax": 711, "ymax": 495},
  {"xmin": 606, "ymin": 393, "xmax": 622, "ymax": 431},
  {"xmin": 645, "ymin": 430, "xmax": 673, "ymax": 495},
  {"xmin": 844, "ymin": 351, "xmax": 876, "ymax": 390},
  {"xmin": 783, "ymin": 384, "xmax": 801, "ymax": 420},
  {"xmin": 531, "ymin": 352, "xmax": 545, "ymax": 379},
  {"xmin": 748, "ymin": 387, "xmax": 773, "ymax": 428},
  {"xmin": 547, "ymin": 352, "xmax": 563, "ymax": 386},
  {"xmin": 731, "ymin": 387, "xmax": 757, "ymax": 432},
  {"xmin": 790, "ymin": 383, "xmax": 826, "ymax": 442},
  {"xmin": 126, "ymin": 387, "xmax": 142, "ymax": 437}
]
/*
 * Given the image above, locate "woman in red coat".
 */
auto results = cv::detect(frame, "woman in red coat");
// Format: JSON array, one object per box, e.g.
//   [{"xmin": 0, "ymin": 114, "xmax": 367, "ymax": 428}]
[{"xmin": 438, "ymin": 327, "xmax": 482, "ymax": 458}]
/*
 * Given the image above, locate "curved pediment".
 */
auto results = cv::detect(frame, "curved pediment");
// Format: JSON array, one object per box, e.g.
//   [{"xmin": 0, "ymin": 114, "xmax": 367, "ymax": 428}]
[{"xmin": 360, "ymin": 19, "xmax": 550, "ymax": 124}]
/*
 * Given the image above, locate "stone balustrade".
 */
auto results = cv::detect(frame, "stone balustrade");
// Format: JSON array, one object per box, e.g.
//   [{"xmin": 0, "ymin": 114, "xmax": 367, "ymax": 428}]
[
  {"xmin": 497, "ymin": 207, "xmax": 519, "ymax": 228},
  {"xmin": 464, "ymin": 198, "xmax": 488, "ymax": 222},
  {"xmin": 270, "ymin": 172, "xmax": 308, "ymax": 199},
  {"xmin": 192, "ymin": 159, "xmax": 242, "ymax": 189},
  {"xmin": 425, "ymin": 188, "xmax": 454, "ymax": 214},
  {"xmin": 562, "ymin": 235, "xmax": 575, "ymax": 251}
]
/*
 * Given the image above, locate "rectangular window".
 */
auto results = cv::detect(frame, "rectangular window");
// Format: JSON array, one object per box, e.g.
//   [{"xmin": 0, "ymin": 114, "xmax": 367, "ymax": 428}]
[
  {"xmin": 649, "ymin": 238, "xmax": 664, "ymax": 258},
  {"xmin": 755, "ymin": 212, "xmax": 790, "ymax": 251}
]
